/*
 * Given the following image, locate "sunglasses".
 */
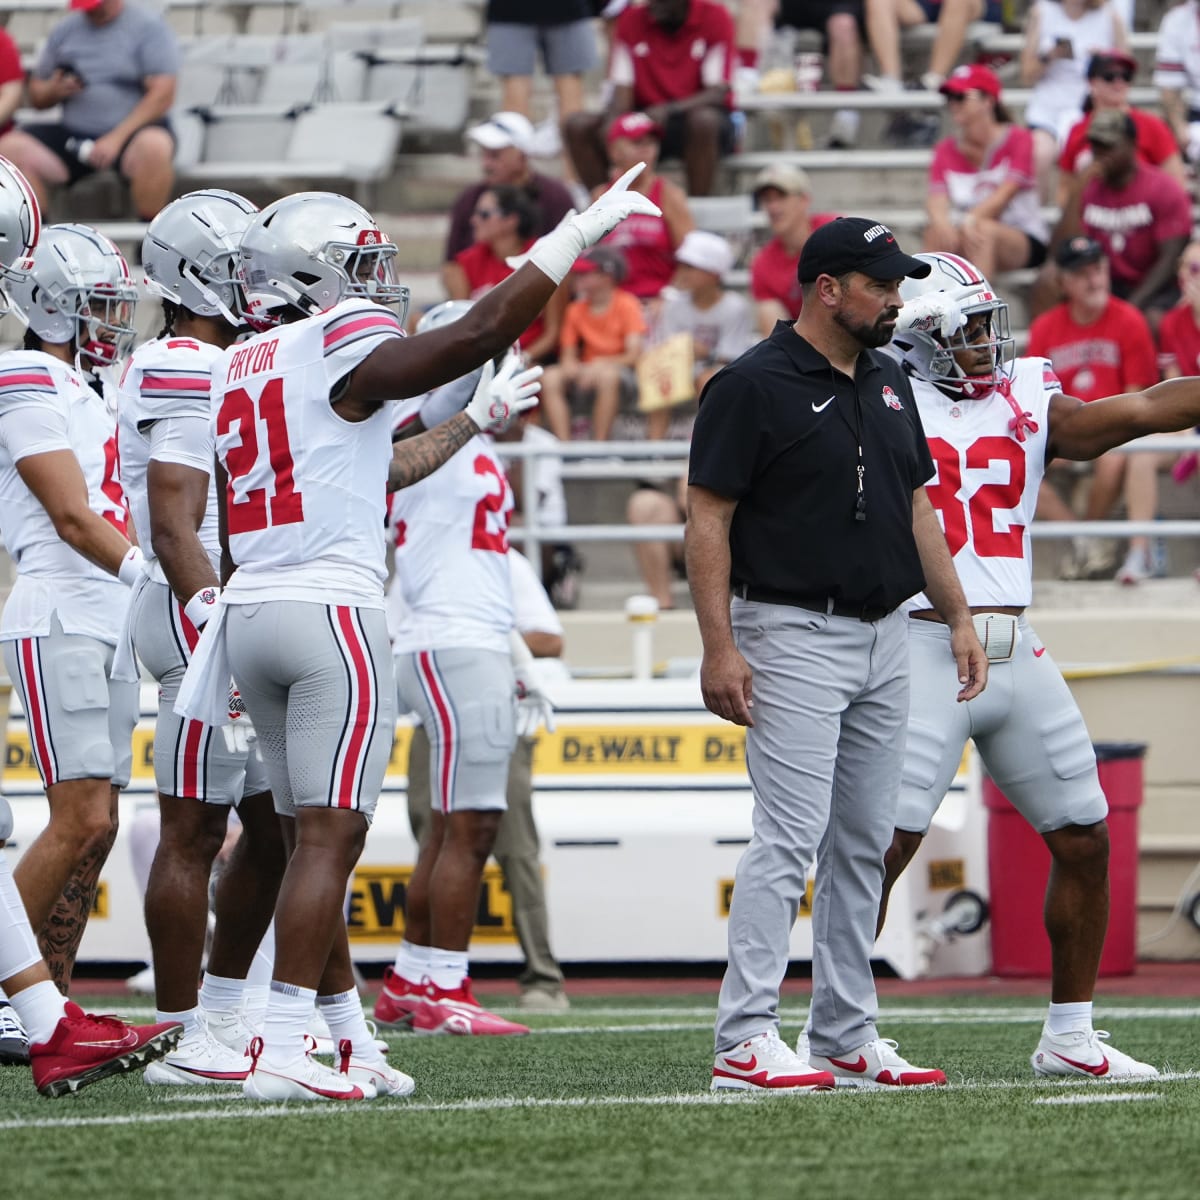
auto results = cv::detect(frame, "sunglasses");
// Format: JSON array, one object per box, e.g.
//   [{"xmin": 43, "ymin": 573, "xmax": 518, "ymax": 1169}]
[
  {"xmin": 945, "ymin": 93, "xmax": 969, "ymax": 104},
  {"xmin": 472, "ymin": 207, "xmax": 497, "ymax": 219},
  {"xmin": 1095, "ymin": 70, "xmax": 1133, "ymax": 83}
]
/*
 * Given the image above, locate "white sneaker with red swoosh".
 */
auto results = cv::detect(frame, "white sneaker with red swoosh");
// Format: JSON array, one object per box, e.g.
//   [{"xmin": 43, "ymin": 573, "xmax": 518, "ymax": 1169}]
[
  {"xmin": 242, "ymin": 1036, "xmax": 376, "ymax": 1102},
  {"xmin": 1031, "ymin": 1028, "xmax": 1159, "ymax": 1080},
  {"xmin": 809, "ymin": 1038, "xmax": 947, "ymax": 1087},
  {"xmin": 711, "ymin": 1030, "xmax": 836, "ymax": 1092}
]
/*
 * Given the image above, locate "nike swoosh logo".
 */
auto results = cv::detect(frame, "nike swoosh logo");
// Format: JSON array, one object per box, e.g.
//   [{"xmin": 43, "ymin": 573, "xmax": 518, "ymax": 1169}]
[
  {"xmin": 1033, "ymin": 647, "xmax": 1046, "ymax": 657},
  {"xmin": 77, "ymin": 1032, "xmax": 139, "ymax": 1050},
  {"xmin": 828, "ymin": 1054, "xmax": 868, "ymax": 1073},
  {"xmin": 722, "ymin": 1054, "xmax": 757, "ymax": 1071},
  {"xmin": 1051, "ymin": 1052, "xmax": 1109, "ymax": 1076},
  {"xmin": 812, "ymin": 396, "xmax": 835, "ymax": 413}
]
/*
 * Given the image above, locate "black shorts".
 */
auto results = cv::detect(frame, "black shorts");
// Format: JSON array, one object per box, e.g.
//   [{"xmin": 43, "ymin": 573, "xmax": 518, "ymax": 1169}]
[
  {"xmin": 776, "ymin": 0, "xmax": 866, "ymax": 36},
  {"xmin": 659, "ymin": 108, "xmax": 737, "ymax": 162},
  {"xmin": 24, "ymin": 119, "xmax": 175, "ymax": 185}
]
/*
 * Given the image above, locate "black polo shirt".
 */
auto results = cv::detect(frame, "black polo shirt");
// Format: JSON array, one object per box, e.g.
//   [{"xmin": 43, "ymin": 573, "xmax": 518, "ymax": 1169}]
[{"xmin": 688, "ymin": 321, "xmax": 935, "ymax": 612}]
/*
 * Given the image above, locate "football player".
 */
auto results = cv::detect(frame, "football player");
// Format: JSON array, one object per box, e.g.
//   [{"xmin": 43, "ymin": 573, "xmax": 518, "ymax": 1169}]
[{"xmin": 878, "ymin": 251, "xmax": 1200, "ymax": 1078}]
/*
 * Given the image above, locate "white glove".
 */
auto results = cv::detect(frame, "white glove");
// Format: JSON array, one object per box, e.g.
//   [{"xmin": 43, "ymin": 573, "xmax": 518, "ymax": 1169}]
[
  {"xmin": 509, "ymin": 627, "xmax": 555, "ymax": 737},
  {"xmin": 463, "ymin": 353, "xmax": 544, "ymax": 433},
  {"xmin": 896, "ymin": 288, "xmax": 970, "ymax": 341},
  {"xmin": 506, "ymin": 163, "xmax": 663, "ymax": 285}
]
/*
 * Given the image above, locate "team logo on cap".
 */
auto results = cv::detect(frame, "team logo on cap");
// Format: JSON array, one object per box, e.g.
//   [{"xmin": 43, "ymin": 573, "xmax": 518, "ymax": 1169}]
[{"xmin": 881, "ymin": 385, "xmax": 903, "ymax": 410}]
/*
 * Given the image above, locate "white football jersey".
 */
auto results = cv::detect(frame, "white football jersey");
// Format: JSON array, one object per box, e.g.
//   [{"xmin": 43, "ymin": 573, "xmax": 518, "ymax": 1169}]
[
  {"xmin": 0, "ymin": 350, "xmax": 131, "ymax": 643},
  {"xmin": 907, "ymin": 357, "xmax": 1059, "ymax": 610},
  {"xmin": 212, "ymin": 298, "xmax": 404, "ymax": 607},
  {"xmin": 117, "ymin": 335, "xmax": 223, "ymax": 584},
  {"xmin": 388, "ymin": 421, "xmax": 515, "ymax": 656}
]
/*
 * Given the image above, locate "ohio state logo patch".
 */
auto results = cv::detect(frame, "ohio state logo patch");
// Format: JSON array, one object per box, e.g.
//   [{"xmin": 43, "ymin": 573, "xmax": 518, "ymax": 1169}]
[{"xmin": 881, "ymin": 385, "xmax": 903, "ymax": 410}]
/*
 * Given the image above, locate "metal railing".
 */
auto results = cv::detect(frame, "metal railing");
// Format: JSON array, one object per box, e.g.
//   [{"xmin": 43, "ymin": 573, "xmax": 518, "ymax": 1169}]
[{"xmin": 491, "ymin": 436, "xmax": 1200, "ymax": 581}]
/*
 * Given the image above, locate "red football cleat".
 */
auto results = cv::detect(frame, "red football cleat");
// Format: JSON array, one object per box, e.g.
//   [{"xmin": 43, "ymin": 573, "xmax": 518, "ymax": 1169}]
[
  {"xmin": 373, "ymin": 966, "xmax": 432, "ymax": 1029},
  {"xmin": 410, "ymin": 978, "xmax": 529, "ymax": 1036},
  {"xmin": 30, "ymin": 1002, "xmax": 183, "ymax": 1098}
]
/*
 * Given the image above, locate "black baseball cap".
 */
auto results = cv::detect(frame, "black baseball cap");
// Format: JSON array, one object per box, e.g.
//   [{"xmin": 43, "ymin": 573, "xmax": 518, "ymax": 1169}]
[
  {"xmin": 1055, "ymin": 235, "xmax": 1106, "ymax": 271},
  {"xmin": 798, "ymin": 217, "xmax": 932, "ymax": 284}
]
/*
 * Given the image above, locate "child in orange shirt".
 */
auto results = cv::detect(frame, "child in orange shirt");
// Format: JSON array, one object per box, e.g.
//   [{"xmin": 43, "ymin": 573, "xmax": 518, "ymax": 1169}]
[{"xmin": 539, "ymin": 245, "xmax": 646, "ymax": 441}]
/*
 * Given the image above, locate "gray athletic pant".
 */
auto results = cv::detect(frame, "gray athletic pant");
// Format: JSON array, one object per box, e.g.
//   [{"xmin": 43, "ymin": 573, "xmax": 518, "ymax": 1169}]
[
  {"xmin": 408, "ymin": 725, "xmax": 564, "ymax": 991},
  {"xmin": 714, "ymin": 600, "xmax": 909, "ymax": 1057}
]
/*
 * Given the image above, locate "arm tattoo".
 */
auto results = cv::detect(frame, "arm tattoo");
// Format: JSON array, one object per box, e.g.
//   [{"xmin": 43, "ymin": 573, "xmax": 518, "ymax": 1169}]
[{"xmin": 387, "ymin": 413, "xmax": 475, "ymax": 492}]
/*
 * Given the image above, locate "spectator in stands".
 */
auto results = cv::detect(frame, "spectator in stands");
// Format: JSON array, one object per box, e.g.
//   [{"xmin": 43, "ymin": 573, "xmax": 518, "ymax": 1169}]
[
  {"xmin": 862, "ymin": 0, "xmax": 1000, "ymax": 95},
  {"xmin": 1027, "ymin": 235, "xmax": 1161, "ymax": 582},
  {"xmin": 627, "ymin": 474, "xmax": 688, "ymax": 610},
  {"xmin": 443, "ymin": 184, "xmax": 564, "ymax": 365},
  {"xmin": 1071, "ymin": 109, "xmax": 1191, "ymax": 329},
  {"xmin": 773, "ymin": 2, "xmax": 867, "ymax": 149},
  {"xmin": 444, "ymin": 111, "xmax": 576, "ymax": 264},
  {"xmin": 564, "ymin": 0, "xmax": 737, "ymax": 197},
  {"xmin": 924, "ymin": 65, "xmax": 1049, "ymax": 279},
  {"xmin": 748, "ymin": 164, "xmax": 838, "ymax": 336},
  {"xmin": 0, "ymin": 0, "xmax": 179, "ymax": 221},
  {"xmin": 1020, "ymin": 3, "xmax": 1129, "ymax": 201},
  {"xmin": 1154, "ymin": 0, "xmax": 1200, "ymax": 162},
  {"xmin": 598, "ymin": 112, "xmax": 694, "ymax": 304},
  {"xmin": 485, "ymin": 2, "xmax": 598, "ymax": 131},
  {"xmin": 647, "ymin": 230, "xmax": 755, "ymax": 438},
  {"xmin": 1056, "ymin": 51, "xmax": 1185, "ymax": 211},
  {"xmin": 539, "ymin": 245, "xmax": 646, "ymax": 443},
  {"xmin": 0, "ymin": 27, "xmax": 22, "ymax": 140}
]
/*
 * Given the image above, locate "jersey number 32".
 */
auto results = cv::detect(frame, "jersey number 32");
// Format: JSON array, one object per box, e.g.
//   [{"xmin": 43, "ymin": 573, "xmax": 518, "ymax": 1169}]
[{"xmin": 926, "ymin": 435, "xmax": 1026, "ymax": 558}]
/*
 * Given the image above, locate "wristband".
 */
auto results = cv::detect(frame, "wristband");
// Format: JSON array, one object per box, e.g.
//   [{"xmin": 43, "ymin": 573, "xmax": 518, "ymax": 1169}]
[
  {"xmin": 184, "ymin": 585, "xmax": 221, "ymax": 629},
  {"xmin": 117, "ymin": 546, "xmax": 146, "ymax": 587}
]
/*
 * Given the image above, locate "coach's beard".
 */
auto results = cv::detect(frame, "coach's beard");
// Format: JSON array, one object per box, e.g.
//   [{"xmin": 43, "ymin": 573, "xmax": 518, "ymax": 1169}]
[{"xmin": 835, "ymin": 307, "xmax": 899, "ymax": 350}]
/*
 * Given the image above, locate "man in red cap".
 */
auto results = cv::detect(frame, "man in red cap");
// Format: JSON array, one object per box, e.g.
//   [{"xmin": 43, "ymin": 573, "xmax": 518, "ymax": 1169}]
[
  {"xmin": 0, "ymin": 0, "xmax": 178, "ymax": 220},
  {"xmin": 564, "ymin": 0, "xmax": 736, "ymax": 196}
]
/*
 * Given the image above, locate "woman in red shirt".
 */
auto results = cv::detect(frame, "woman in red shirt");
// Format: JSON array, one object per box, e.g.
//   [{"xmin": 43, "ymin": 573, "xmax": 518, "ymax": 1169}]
[
  {"xmin": 596, "ymin": 112, "xmax": 693, "ymax": 306},
  {"xmin": 442, "ymin": 184, "xmax": 564, "ymax": 363}
]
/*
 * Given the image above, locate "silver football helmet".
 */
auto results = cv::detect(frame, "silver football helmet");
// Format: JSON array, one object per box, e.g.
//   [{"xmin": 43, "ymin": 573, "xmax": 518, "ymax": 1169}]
[
  {"xmin": 7, "ymin": 223, "xmax": 139, "ymax": 367},
  {"xmin": 142, "ymin": 189, "xmax": 258, "ymax": 325},
  {"xmin": 414, "ymin": 298, "xmax": 474, "ymax": 335},
  {"xmin": 0, "ymin": 155, "xmax": 41, "ymax": 312},
  {"xmin": 893, "ymin": 251, "xmax": 1014, "ymax": 398},
  {"xmin": 237, "ymin": 191, "xmax": 409, "ymax": 327}
]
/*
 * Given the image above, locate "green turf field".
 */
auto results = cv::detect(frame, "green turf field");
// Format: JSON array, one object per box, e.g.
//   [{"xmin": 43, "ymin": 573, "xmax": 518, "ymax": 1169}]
[{"xmin": 3, "ymin": 992, "xmax": 1198, "ymax": 1200}]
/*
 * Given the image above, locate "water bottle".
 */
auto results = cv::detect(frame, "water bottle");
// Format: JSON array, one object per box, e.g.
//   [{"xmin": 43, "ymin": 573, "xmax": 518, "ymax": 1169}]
[{"xmin": 65, "ymin": 137, "xmax": 94, "ymax": 165}]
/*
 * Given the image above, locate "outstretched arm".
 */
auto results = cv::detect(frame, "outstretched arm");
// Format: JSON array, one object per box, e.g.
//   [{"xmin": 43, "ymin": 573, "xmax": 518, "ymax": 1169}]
[{"xmin": 1048, "ymin": 379, "xmax": 1200, "ymax": 461}]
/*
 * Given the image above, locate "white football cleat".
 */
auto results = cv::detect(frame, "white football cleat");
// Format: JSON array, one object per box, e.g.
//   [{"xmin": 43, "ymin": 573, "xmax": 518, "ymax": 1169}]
[
  {"xmin": 808, "ymin": 1038, "xmax": 947, "ymax": 1088},
  {"xmin": 143, "ymin": 1025, "xmax": 250, "ymax": 1086},
  {"xmin": 711, "ymin": 1030, "xmax": 835, "ymax": 1092},
  {"xmin": 308, "ymin": 1011, "xmax": 389, "ymax": 1057},
  {"xmin": 242, "ymin": 1036, "xmax": 375, "ymax": 1102},
  {"xmin": 203, "ymin": 1006, "xmax": 258, "ymax": 1057},
  {"xmin": 1031, "ymin": 1028, "xmax": 1160, "ymax": 1080},
  {"xmin": 336, "ymin": 1040, "xmax": 415, "ymax": 1097}
]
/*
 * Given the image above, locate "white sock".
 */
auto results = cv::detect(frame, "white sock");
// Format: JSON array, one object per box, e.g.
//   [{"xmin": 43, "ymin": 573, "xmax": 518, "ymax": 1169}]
[
  {"xmin": 198, "ymin": 972, "xmax": 247, "ymax": 1017},
  {"xmin": 0, "ymin": 857, "xmax": 42, "ymax": 983},
  {"xmin": 156, "ymin": 1006, "xmax": 200, "ymax": 1039},
  {"xmin": 246, "ymin": 922, "xmax": 275, "ymax": 989},
  {"xmin": 262, "ymin": 982, "xmax": 317, "ymax": 1068},
  {"xmin": 1047, "ymin": 1000, "xmax": 1093, "ymax": 1036},
  {"xmin": 428, "ymin": 947, "xmax": 468, "ymax": 991},
  {"xmin": 394, "ymin": 940, "xmax": 433, "ymax": 984},
  {"xmin": 317, "ymin": 989, "xmax": 382, "ymax": 1063},
  {"xmin": 9, "ymin": 979, "xmax": 67, "ymax": 1046}
]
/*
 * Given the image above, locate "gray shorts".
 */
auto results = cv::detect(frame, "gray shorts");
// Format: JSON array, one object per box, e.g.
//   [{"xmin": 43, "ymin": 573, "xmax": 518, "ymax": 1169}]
[
  {"xmin": 897, "ymin": 615, "xmax": 1107, "ymax": 835},
  {"xmin": 2, "ymin": 613, "xmax": 137, "ymax": 789},
  {"xmin": 395, "ymin": 646, "xmax": 515, "ymax": 813},
  {"xmin": 223, "ymin": 601, "xmax": 396, "ymax": 821},
  {"xmin": 486, "ymin": 19, "xmax": 598, "ymax": 77},
  {"xmin": 130, "ymin": 579, "xmax": 271, "ymax": 806}
]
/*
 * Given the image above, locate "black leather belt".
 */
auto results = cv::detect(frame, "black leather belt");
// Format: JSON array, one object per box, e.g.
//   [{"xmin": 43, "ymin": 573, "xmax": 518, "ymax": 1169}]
[{"xmin": 734, "ymin": 584, "xmax": 891, "ymax": 623}]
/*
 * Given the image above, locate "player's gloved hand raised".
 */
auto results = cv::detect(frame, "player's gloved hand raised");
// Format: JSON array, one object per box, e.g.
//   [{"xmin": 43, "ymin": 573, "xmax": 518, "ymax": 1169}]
[
  {"xmin": 515, "ymin": 673, "xmax": 555, "ymax": 739},
  {"xmin": 506, "ymin": 163, "xmax": 663, "ymax": 285},
  {"xmin": 463, "ymin": 352, "xmax": 543, "ymax": 433},
  {"xmin": 896, "ymin": 287, "xmax": 972, "ymax": 341}
]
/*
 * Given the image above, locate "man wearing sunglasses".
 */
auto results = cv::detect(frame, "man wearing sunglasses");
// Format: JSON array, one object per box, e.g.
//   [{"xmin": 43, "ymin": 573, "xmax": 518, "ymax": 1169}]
[{"xmin": 1058, "ymin": 52, "xmax": 1184, "ymax": 212}]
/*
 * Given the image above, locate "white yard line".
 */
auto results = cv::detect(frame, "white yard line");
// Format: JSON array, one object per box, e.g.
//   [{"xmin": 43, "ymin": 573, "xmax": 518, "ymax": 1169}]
[
  {"xmin": 2, "ymin": 1073, "xmax": 1196, "ymax": 1132},
  {"xmin": 1033, "ymin": 1091, "xmax": 1163, "ymax": 1106}
]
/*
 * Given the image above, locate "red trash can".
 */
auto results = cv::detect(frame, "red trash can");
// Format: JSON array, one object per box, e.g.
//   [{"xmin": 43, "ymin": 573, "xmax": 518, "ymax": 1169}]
[{"xmin": 984, "ymin": 741, "xmax": 1145, "ymax": 978}]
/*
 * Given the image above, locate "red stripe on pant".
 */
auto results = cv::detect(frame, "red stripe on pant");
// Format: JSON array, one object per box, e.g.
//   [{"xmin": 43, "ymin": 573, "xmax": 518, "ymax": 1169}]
[
  {"xmin": 180, "ymin": 718, "xmax": 204, "ymax": 799},
  {"xmin": 18, "ymin": 638, "xmax": 56, "ymax": 788},
  {"xmin": 417, "ymin": 650, "xmax": 455, "ymax": 814},
  {"xmin": 333, "ymin": 606, "xmax": 373, "ymax": 809}
]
